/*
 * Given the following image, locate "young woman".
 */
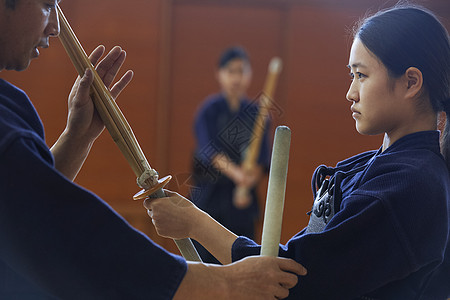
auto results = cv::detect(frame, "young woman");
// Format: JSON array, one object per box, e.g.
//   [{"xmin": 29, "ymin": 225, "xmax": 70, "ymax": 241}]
[{"xmin": 146, "ymin": 5, "xmax": 450, "ymax": 299}]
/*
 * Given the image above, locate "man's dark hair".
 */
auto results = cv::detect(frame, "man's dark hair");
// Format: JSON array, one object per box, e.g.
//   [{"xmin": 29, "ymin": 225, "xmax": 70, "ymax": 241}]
[{"xmin": 217, "ymin": 46, "xmax": 250, "ymax": 69}]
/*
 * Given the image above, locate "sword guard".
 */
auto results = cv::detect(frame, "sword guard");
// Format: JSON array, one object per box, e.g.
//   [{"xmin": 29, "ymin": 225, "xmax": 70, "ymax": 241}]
[{"xmin": 133, "ymin": 175, "xmax": 172, "ymax": 200}]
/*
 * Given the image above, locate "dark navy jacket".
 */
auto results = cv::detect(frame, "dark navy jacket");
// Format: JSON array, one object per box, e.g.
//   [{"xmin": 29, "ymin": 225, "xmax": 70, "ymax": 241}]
[
  {"xmin": 232, "ymin": 131, "xmax": 450, "ymax": 299},
  {"xmin": 192, "ymin": 93, "xmax": 271, "ymax": 237},
  {"xmin": 0, "ymin": 79, "xmax": 187, "ymax": 299}
]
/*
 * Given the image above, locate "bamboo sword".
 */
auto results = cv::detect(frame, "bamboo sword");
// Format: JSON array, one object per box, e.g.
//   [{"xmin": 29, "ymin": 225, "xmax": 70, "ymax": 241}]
[
  {"xmin": 260, "ymin": 126, "xmax": 291, "ymax": 256},
  {"xmin": 56, "ymin": 5, "xmax": 201, "ymax": 262}
]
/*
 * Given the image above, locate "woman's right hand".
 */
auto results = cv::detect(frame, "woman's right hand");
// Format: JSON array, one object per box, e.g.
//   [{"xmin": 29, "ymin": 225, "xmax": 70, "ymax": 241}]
[
  {"xmin": 146, "ymin": 189, "xmax": 240, "ymax": 264},
  {"xmin": 144, "ymin": 190, "xmax": 201, "ymax": 239}
]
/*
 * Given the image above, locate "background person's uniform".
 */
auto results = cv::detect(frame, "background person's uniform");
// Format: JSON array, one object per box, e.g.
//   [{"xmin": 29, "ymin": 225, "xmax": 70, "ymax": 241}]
[
  {"xmin": 192, "ymin": 93, "xmax": 271, "ymax": 262},
  {"xmin": 0, "ymin": 79, "xmax": 187, "ymax": 299},
  {"xmin": 232, "ymin": 131, "xmax": 450, "ymax": 299}
]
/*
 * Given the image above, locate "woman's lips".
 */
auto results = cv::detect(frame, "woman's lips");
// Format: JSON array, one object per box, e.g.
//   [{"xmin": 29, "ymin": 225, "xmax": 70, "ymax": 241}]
[{"xmin": 351, "ymin": 107, "xmax": 360, "ymax": 119}]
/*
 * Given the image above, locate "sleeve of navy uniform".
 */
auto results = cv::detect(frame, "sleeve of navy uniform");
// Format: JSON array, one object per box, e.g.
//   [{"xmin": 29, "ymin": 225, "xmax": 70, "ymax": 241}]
[
  {"xmin": 0, "ymin": 80, "xmax": 187, "ymax": 300},
  {"xmin": 193, "ymin": 95, "xmax": 222, "ymax": 166},
  {"xmin": 232, "ymin": 131, "xmax": 450, "ymax": 299}
]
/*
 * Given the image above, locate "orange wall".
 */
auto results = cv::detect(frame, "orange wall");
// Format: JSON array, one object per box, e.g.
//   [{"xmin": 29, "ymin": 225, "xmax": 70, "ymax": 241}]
[{"xmin": 2, "ymin": 0, "xmax": 449, "ymax": 255}]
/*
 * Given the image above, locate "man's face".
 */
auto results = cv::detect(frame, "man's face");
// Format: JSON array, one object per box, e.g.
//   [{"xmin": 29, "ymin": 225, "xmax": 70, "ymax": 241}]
[
  {"xmin": 0, "ymin": 0, "xmax": 60, "ymax": 71},
  {"xmin": 217, "ymin": 58, "xmax": 252, "ymax": 100}
]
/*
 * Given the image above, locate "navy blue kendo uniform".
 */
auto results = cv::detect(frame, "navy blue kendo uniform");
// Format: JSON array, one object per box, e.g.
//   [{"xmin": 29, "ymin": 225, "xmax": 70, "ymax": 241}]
[
  {"xmin": 192, "ymin": 93, "xmax": 271, "ymax": 239},
  {"xmin": 191, "ymin": 93, "xmax": 271, "ymax": 263},
  {"xmin": 232, "ymin": 131, "xmax": 450, "ymax": 299},
  {"xmin": 0, "ymin": 79, "xmax": 186, "ymax": 299}
]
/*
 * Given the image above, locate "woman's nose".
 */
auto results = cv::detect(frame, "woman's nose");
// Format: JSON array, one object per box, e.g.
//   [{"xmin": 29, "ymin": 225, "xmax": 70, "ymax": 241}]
[{"xmin": 346, "ymin": 81, "xmax": 359, "ymax": 102}]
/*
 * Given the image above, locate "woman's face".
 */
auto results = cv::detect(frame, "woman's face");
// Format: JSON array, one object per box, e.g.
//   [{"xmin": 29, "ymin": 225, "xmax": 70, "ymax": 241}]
[{"xmin": 346, "ymin": 38, "xmax": 408, "ymax": 138}]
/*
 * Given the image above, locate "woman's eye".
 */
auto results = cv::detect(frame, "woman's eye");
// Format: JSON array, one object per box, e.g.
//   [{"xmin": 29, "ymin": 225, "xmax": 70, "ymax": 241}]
[
  {"xmin": 349, "ymin": 72, "xmax": 366, "ymax": 80},
  {"xmin": 356, "ymin": 72, "xmax": 366, "ymax": 79}
]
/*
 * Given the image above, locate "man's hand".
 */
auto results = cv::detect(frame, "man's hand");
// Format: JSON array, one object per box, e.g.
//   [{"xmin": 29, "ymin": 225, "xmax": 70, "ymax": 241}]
[
  {"xmin": 232, "ymin": 165, "xmax": 264, "ymax": 209},
  {"xmin": 175, "ymin": 256, "xmax": 307, "ymax": 299},
  {"xmin": 65, "ymin": 45, "xmax": 133, "ymax": 143},
  {"xmin": 232, "ymin": 185, "xmax": 252, "ymax": 209},
  {"xmin": 51, "ymin": 45, "xmax": 133, "ymax": 180},
  {"xmin": 221, "ymin": 256, "xmax": 307, "ymax": 299}
]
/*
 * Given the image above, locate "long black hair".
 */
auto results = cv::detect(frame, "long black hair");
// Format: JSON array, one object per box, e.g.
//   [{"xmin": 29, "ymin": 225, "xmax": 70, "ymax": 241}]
[{"xmin": 355, "ymin": 5, "xmax": 450, "ymax": 167}]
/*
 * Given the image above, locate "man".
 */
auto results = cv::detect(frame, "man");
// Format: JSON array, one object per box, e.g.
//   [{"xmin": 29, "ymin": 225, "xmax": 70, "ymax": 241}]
[
  {"xmin": 0, "ymin": 0, "xmax": 306, "ymax": 299},
  {"xmin": 192, "ymin": 46, "xmax": 271, "ymax": 263}
]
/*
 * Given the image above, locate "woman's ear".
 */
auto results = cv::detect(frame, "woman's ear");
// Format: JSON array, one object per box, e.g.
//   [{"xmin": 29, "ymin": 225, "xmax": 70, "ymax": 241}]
[{"xmin": 404, "ymin": 67, "xmax": 424, "ymax": 99}]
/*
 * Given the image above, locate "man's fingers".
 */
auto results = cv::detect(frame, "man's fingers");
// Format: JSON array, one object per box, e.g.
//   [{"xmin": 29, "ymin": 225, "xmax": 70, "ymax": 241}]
[
  {"xmin": 95, "ymin": 46, "xmax": 123, "ymax": 85},
  {"xmin": 110, "ymin": 70, "xmax": 134, "ymax": 99},
  {"xmin": 276, "ymin": 257, "xmax": 307, "ymax": 276},
  {"xmin": 78, "ymin": 69, "xmax": 94, "ymax": 92},
  {"xmin": 273, "ymin": 284, "xmax": 289, "ymax": 300},
  {"xmin": 278, "ymin": 271, "xmax": 299, "ymax": 289},
  {"xmin": 88, "ymin": 45, "xmax": 106, "ymax": 68},
  {"xmin": 101, "ymin": 50, "xmax": 126, "ymax": 87}
]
